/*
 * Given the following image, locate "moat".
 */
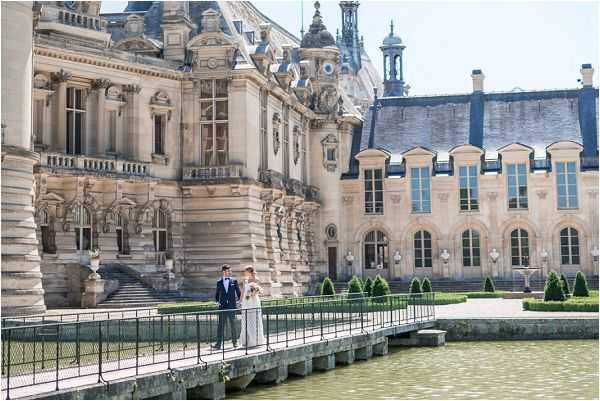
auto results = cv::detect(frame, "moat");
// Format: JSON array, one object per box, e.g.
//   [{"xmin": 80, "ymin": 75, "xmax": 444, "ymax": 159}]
[{"xmin": 228, "ymin": 340, "xmax": 599, "ymax": 400}]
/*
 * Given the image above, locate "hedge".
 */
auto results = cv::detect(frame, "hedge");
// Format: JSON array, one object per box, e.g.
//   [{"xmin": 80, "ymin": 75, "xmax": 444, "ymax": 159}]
[
  {"xmin": 483, "ymin": 277, "xmax": 495, "ymax": 292},
  {"xmin": 421, "ymin": 277, "xmax": 432, "ymax": 293},
  {"xmin": 544, "ymin": 271, "xmax": 565, "ymax": 302},
  {"xmin": 523, "ymin": 299, "xmax": 598, "ymax": 312},
  {"xmin": 433, "ymin": 292, "xmax": 467, "ymax": 305},
  {"xmin": 573, "ymin": 271, "xmax": 590, "ymax": 297},
  {"xmin": 461, "ymin": 291, "xmax": 506, "ymax": 298},
  {"xmin": 560, "ymin": 274, "xmax": 571, "ymax": 296},
  {"xmin": 364, "ymin": 277, "xmax": 374, "ymax": 297},
  {"xmin": 409, "ymin": 277, "xmax": 422, "ymax": 294},
  {"xmin": 321, "ymin": 277, "xmax": 336, "ymax": 296}
]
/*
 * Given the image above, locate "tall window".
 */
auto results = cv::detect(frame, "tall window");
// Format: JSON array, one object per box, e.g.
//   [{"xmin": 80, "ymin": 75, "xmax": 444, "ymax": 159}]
[
  {"xmin": 384, "ymin": 55, "xmax": 390, "ymax": 80},
  {"xmin": 507, "ymin": 163, "xmax": 528, "ymax": 209},
  {"xmin": 282, "ymin": 105, "xmax": 290, "ymax": 179},
  {"xmin": 462, "ymin": 229, "xmax": 481, "ymax": 267},
  {"xmin": 74, "ymin": 206, "xmax": 92, "ymax": 251},
  {"xmin": 459, "ymin": 165, "xmax": 478, "ymax": 211},
  {"xmin": 66, "ymin": 87, "xmax": 85, "ymax": 155},
  {"xmin": 364, "ymin": 230, "xmax": 388, "ymax": 269},
  {"xmin": 556, "ymin": 161, "xmax": 578, "ymax": 209},
  {"xmin": 200, "ymin": 79, "xmax": 228, "ymax": 166},
  {"xmin": 116, "ymin": 213, "xmax": 129, "ymax": 255},
  {"xmin": 153, "ymin": 114, "xmax": 165, "ymax": 155},
  {"xmin": 107, "ymin": 110, "xmax": 117, "ymax": 153},
  {"xmin": 510, "ymin": 228, "xmax": 529, "ymax": 266},
  {"xmin": 39, "ymin": 209, "xmax": 55, "ymax": 254},
  {"xmin": 259, "ymin": 89, "xmax": 268, "ymax": 171},
  {"xmin": 414, "ymin": 230, "xmax": 433, "ymax": 268},
  {"xmin": 364, "ymin": 169, "xmax": 384, "ymax": 214},
  {"xmin": 153, "ymin": 209, "xmax": 168, "ymax": 253},
  {"xmin": 33, "ymin": 99, "xmax": 44, "ymax": 145},
  {"xmin": 560, "ymin": 227, "xmax": 580, "ymax": 265},
  {"xmin": 411, "ymin": 167, "xmax": 431, "ymax": 213}
]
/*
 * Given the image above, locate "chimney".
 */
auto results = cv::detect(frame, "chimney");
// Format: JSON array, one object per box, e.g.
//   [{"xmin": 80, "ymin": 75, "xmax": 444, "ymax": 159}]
[
  {"xmin": 581, "ymin": 63, "xmax": 594, "ymax": 87},
  {"xmin": 471, "ymin": 69, "xmax": 485, "ymax": 92}
]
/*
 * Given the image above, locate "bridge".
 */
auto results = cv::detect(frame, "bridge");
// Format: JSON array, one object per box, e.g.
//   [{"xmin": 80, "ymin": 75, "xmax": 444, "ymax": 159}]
[{"xmin": 1, "ymin": 293, "xmax": 436, "ymax": 400}]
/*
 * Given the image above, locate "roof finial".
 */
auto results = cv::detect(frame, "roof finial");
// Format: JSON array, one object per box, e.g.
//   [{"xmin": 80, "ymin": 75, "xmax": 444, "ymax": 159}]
[{"xmin": 390, "ymin": 20, "xmax": 394, "ymax": 36}]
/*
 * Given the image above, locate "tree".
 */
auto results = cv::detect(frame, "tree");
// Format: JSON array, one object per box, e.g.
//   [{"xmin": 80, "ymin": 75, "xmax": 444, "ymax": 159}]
[
  {"xmin": 372, "ymin": 275, "xmax": 391, "ymax": 302},
  {"xmin": 364, "ymin": 277, "xmax": 374, "ymax": 297},
  {"xmin": 483, "ymin": 277, "xmax": 495, "ymax": 293},
  {"xmin": 544, "ymin": 271, "xmax": 565, "ymax": 302},
  {"xmin": 559, "ymin": 274, "xmax": 571, "ymax": 297},
  {"xmin": 421, "ymin": 277, "xmax": 432, "ymax": 293},
  {"xmin": 409, "ymin": 277, "xmax": 422, "ymax": 294},
  {"xmin": 572, "ymin": 271, "xmax": 590, "ymax": 297},
  {"xmin": 347, "ymin": 275, "xmax": 364, "ymax": 300},
  {"xmin": 320, "ymin": 277, "xmax": 335, "ymax": 296}
]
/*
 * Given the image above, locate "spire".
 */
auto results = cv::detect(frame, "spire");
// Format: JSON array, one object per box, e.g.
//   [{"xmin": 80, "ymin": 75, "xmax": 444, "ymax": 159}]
[
  {"xmin": 390, "ymin": 20, "xmax": 394, "ymax": 36},
  {"xmin": 300, "ymin": 1, "xmax": 335, "ymax": 48},
  {"xmin": 339, "ymin": 1, "xmax": 362, "ymax": 72}
]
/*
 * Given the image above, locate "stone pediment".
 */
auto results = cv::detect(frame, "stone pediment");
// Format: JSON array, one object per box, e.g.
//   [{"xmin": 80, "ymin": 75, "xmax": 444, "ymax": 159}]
[
  {"xmin": 497, "ymin": 142, "xmax": 534, "ymax": 154},
  {"xmin": 114, "ymin": 36, "xmax": 162, "ymax": 55},
  {"xmin": 402, "ymin": 146, "xmax": 436, "ymax": 158},
  {"xmin": 39, "ymin": 192, "xmax": 65, "ymax": 203},
  {"xmin": 449, "ymin": 144, "xmax": 485, "ymax": 156},
  {"xmin": 546, "ymin": 140, "xmax": 583, "ymax": 152}
]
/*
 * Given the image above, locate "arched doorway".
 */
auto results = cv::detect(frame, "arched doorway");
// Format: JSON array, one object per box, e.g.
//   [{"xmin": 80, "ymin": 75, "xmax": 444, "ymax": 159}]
[{"xmin": 363, "ymin": 230, "xmax": 389, "ymax": 278}]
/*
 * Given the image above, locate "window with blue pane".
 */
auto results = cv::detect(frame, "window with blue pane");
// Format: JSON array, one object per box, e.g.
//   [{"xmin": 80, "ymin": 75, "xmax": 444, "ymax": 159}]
[
  {"xmin": 462, "ymin": 229, "xmax": 481, "ymax": 267},
  {"xmin": 411, "ymin": 167, "xmax": 431, "ymax": 213},
  {"xmin": 459, "ymin": 165, "xmax": 479, "ymax": 211},
  {"xmin": 414, "ymin": 230, "xmax": 432, "ymax": 268},
  {"xmin": 507, "ymin": 163, "xmax": 528, "ymax": 209},
  {"xmin": 364, "ymin": 169, "xmax": 384, "ymax": 214},
  {"xmin": 556, "ymin": 162, "xmax": 578, "ymax": 209},
  {"xmin": 560, "ymin": 227, "xmax": 580, "ymax": 265}
]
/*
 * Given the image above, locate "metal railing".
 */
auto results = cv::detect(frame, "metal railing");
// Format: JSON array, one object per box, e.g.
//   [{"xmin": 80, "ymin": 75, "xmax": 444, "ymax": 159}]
[
  {"xmin": 0, "ymin": 293, "xmax": 435, "ymax": 398},
  {"xmin": 1, "ymin": 307, "xmax": 158, "ymax": 328}
]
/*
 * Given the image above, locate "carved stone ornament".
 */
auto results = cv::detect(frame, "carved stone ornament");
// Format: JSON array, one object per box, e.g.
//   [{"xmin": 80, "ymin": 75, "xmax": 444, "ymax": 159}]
[
  {"xmin": 91, "ymin": 78, "xmax": 111, "ymax": 91},
  {"xmin": 536, "ymin": 189, "xmax": 548, "ymax": 199},
  {"xmin": 438, "ymin": 192, "xmax": 449, "ymax": 202},
  {"xmin": 316, "ymin": 85, "xmax": 339, "ymax": 114},
  {"xmin": 51, "ymin": 69, "xmax": 72, "ymax": 84},
  {"xmin": 321, "ymin": 133, "xmax": 338, "ymax": 172},
  {"xmin": 272, "ymin": 112, "xmax": 282, "ymax": 155},
  {"xmin": 391, "ymin": 194, "xmax": 402, "ymax": 204}
]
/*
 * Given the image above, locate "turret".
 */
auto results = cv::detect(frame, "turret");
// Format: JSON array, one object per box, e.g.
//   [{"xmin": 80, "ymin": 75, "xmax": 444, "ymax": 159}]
[
  {"xmin": 380, "ymin": 20, "xmax": 405, "ymax": 97},
  {"xmin": 339, "ymin": 1, "xmax": 361, "ymax": 71}
]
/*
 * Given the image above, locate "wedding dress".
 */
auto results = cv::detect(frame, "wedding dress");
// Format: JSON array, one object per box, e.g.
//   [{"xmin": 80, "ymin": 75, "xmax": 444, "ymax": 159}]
[{"xmin": 238, "ymin": 280, "xmax": 266, "ymax": 347}]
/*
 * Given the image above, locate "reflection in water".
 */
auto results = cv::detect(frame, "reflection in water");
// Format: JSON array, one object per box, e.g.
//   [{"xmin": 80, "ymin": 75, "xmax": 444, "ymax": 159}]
[{"xmin": 228, "ymin": 341, "xmax": 599, "ymax": 400}]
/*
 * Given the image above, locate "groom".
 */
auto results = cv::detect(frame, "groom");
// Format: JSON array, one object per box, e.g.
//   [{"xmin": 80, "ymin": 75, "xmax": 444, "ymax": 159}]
[{"xmin": 212, "ymin": 264, "xmax": 241, "ymax": 350}]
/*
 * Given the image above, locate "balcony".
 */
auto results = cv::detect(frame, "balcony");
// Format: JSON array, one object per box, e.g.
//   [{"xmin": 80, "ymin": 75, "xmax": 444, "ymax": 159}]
[
  {"xmin": 183, "ymin": 165, "xmax": 242, "ymax": 181},
  {"xmin": 39, "ymin": 152, "xmax": 151, "ymax": 177}
]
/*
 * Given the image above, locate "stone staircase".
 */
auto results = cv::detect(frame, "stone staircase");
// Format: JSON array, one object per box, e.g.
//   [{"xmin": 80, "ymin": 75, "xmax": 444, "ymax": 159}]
[{"xmin": 97, "ymin": 265, "xmax": 190, "ymax": 308}]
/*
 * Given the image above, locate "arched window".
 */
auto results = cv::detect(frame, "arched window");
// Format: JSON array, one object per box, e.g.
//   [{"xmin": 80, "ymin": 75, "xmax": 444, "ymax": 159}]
[
  {"xmin": 560, "ymin": 227, "xmax": 580, "ymax": 265},
  {"xmin": 74, "ymin": 206, "xmax": 92, "ymax": 251},
  {"xmin": 116, "ymin": 213, "xmax": 130, "ymax": 255},
  {"xmin": 152, "ymin": 209, "xmax": 168, "ymax": 253},
  {"xmin": 510, "ymin": 228, "xmax": 529, "ymax": 266},
  {"xmin": 394, "ymin": 55, "xmax": 401, "ymax": 80},
  {"xmin": 462, "ymin": 229, "xmax": 481, "ymax": 267},
  {"xmin": 384, "ymin": 55, "xmax": 390, "ymax": 81},
  {"xmin": 364, "ymin": 230, "xmax": 388, "ymax": 269},
  {"xmin": 414, "ymin": 230, "xmax": 432, "ymax": 268}
]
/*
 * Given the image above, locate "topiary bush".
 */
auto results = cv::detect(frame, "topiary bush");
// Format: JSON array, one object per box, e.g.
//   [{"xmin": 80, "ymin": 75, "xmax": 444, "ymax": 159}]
[
  {"xmin": 483, "ymin": 276, "xmax": 495, "ymax": 292},
  {"xmin": 559, "ymin": 274, "xmax": 571, "ymax": 297},
  {"xmin": 364, "ymin": 276, "xmax": 374, "ymax": 297},
  {"xmin": 572, "ymin": 271, "xmax": 590, "ymax": 297},
  {"xmin": 347, "ymin": 275, "xmax": 364, "ymax": 301},
  {"xmin": 544, "ymin": 271, "xmax": 565, "ymax": 302},
  {"xmin": 320, "ymin": 277, "xmax": 336, "ymax": 296},
  {"xmin": 421, "ymin": 277, "xmax": 432, "ymax": 293},
  {"xmin": 372, "ymin": 275, "xmax": 391, "ymax": 302},
  {"xmin": 409, "ymin": 277, "xmax": 422, "ymax": 294}
]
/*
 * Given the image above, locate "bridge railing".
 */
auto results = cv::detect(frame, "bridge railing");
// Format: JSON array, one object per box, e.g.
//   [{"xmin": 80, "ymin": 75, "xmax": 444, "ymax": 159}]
[{"xmin": 1, "ymin": 293, "xmax": 435, "ymax": 398}]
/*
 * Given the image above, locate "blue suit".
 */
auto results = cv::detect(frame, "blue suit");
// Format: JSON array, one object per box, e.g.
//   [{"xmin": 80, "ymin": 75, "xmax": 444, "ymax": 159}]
[{"xmin": 213, "ymin": 277, "xmax": 240, "ymax": 348}]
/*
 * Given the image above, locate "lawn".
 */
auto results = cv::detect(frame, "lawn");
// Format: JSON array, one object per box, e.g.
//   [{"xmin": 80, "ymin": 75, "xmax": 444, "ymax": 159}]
[{"xmin": 523, "ymin": 291, "xmax": 599, "ymax": 312}]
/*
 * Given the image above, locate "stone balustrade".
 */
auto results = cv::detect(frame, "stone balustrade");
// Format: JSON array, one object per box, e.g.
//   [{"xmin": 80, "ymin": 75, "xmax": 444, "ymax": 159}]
[
  {"xmin": 40, "ymin": 152, "xmax": 151, "ymax": 177},
  {"xmin": 57, "ymin": 10, "xmax": 105, "ymax": 31},
  {"xmin": 183, "ymin": 164, "xmax": 242, "ymax": 180}
]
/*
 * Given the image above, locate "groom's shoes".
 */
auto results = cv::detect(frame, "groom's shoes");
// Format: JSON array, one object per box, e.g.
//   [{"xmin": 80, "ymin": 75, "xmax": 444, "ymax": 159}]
[{"xmin": 211, "ymin": 344, "xmax": 221, "ymax": 350}]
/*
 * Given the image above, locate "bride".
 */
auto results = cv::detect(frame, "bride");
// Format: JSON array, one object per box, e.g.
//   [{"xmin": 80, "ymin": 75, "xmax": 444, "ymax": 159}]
[{"xmin": 238, "ymin": 266, "xmax": 265, "ymax": 348}]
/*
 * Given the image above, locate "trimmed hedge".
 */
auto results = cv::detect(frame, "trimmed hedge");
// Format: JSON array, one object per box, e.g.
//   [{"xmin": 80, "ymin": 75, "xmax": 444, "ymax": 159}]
[
  {"xmin": 432, "ymin": 292, "xmax": 467, "ymax": 305},
  {"xmin": 544, "ymin": 271, "xmax": 565, "ymax": 302},
  {"xmin": 364, "ymin": 277, "xmax": 374, "ymax": 297},
  {"xmin": 461, "ymin": 291, "xmax": 506, "ymax": 298},
  {"xmin": 560, "ymin": 274, "xmax": 571, "ymax": 296},
  {"xmin": 483, "ymin": 277, "xmax": 495, "ymax": 292},
  {"xmin": 573, "ymin": 271, "xmax": 590, "ymax": 297},
  {"xmin": 409, "ymin": 277, "xmax": 422, "ymax": 293},
  {"xmin": 321, "ymin": 277, "xmax": 336, "ymax": 296},
  {"xmin": 523, "ymin": 298, "xmax": 598, "ymax": 312},
  {"xmin": 372, "ymin": 275, "xmax": 391, "ymax": 302},
  {"xmin": 347, "ymin": 275, "xmax": 364, "ymax": 294},
  {"xmin": 421, "ymin": 277, "xmax": 432, "ymax": 293}
]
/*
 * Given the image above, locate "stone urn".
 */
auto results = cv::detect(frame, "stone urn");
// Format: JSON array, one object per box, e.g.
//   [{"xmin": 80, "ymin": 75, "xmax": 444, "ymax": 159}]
[{"xmin": 88, "ymin": 248, "xmax": 101, "ymax": 280}]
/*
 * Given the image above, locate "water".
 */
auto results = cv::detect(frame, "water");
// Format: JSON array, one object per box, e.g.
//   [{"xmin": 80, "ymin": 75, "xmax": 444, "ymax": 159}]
[{"xmin": 228, "ymin": 340, "xmax": 599, "ymax": 400}]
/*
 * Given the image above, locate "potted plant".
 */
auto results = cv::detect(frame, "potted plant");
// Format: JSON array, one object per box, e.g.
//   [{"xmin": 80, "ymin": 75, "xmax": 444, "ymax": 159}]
[{"xmin": 89, "ymin": 248, "xmax": 101, "ymax": 279}]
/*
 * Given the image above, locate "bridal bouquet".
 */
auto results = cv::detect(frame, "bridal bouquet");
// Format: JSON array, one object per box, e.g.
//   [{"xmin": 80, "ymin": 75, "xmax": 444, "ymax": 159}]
[{"xmin": 246, "ymin": 282, "xmax": 263, "ymax": 299}]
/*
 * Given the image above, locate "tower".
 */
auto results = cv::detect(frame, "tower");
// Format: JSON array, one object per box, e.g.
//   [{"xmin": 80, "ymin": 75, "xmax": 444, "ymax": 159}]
[
  {"xmin": 339, "ymin": 1, "xmax": 361, "ymax": 71},
  {"xmin": 380, "ymin": 20, "xmax": 405, "ymax": 97}
]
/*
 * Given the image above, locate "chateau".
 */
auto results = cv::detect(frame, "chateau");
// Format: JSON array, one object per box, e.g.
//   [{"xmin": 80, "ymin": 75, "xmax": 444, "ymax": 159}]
[{"xmin": 1, "ymin": 1, "xmax": 598, "ymax": 316}]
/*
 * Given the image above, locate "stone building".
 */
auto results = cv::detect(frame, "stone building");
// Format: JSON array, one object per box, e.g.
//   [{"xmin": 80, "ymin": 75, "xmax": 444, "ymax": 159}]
[{"xmin": 0, "ymin": 1, "xmax": 597, "ymax": 316}]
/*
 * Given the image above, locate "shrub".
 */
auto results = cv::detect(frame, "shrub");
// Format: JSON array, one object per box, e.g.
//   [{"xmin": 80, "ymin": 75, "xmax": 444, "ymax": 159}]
[
  {"xmin": 320, "ymin": 277, "xmax": 336, "ymax": 296},
  {"xmin": 432, "ymin": 292, "xmax": 467, "ymax": 305},
  {"xmin": 462, "ymin": 291, "xmax": 505, "ymax": 298},
  {"xmin": 523, "ymin": 298, "xmax": 598, "ymax": 312},
  {"xmin": 421, "ymin": 277, "xmax": 432, "ymax": 293},
  {"xmin": 347, "ymin": 275, "xmax": 364, "ymax": 301},
  {"xmin": 544, "ymin": 271, "xmax": 565, "ymax": 302},
  {"xmin": 572, "ymin": 271, "xmax": 590, "ymax": 297},
  {"xmin": 409, "ymin": 277, "xmax": 422, "ymax": 294},
  {"xmin": 364, "ymin": 277, "xmax": 374, "ymax": 297},
  {"xmin": 483, "ymin": 276, "xmax": 495, "ymax": 292},
  {"xmin": 559, "ymin": 274, "xmax": 571, "ymax": 296},
  {"xmin": 372, "ymin": 275, "xmax": 391, "ymax": 302}
]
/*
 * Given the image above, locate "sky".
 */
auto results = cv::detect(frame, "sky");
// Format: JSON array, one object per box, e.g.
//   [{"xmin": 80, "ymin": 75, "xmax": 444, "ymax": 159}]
[{"xmin": 100, "ymin": 0, "xmax": 599, "ymax": 96}]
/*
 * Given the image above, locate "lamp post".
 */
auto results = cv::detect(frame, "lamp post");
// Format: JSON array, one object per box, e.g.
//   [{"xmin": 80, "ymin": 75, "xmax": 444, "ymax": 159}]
[{"xmin": 489, "ymin": 248, "xmax": 500, "ymax": 277}]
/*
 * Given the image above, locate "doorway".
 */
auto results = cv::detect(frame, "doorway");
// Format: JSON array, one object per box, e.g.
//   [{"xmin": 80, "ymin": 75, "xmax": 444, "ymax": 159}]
[{"xmin": 328, "ymin": 247, "xmax": 337, "ymax": 280}]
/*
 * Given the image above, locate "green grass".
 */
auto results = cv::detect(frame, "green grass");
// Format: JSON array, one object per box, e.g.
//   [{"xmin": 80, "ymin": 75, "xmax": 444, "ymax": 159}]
[{"xmin": 523, "ymin": 291, "xmax": 599, "ymax": 312}]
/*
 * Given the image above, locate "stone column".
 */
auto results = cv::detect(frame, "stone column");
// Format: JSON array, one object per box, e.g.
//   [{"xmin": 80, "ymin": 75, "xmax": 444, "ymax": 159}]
[
  {"xmin": 124, "ymin": 84, "xmax": 141, "ymax": 160},
  {"xmin": 51, "ymin": 69, "xmax": 71, "ymax": 152},
  {"xmin": 92, "ymin": 79, "xmax": 110, "ymax": 154},
  {"xmin": 1, "ymin": 1, "xmax": 47, "ymax": 316}
]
